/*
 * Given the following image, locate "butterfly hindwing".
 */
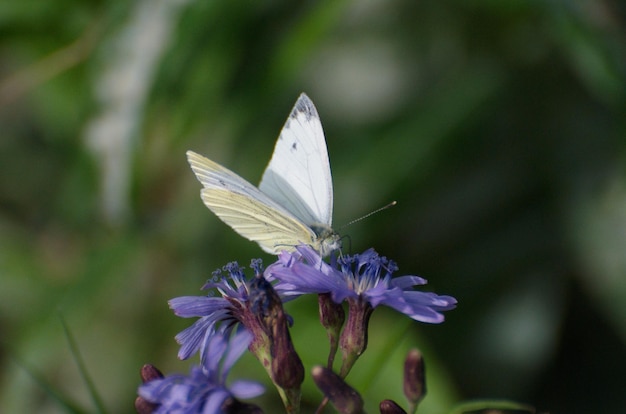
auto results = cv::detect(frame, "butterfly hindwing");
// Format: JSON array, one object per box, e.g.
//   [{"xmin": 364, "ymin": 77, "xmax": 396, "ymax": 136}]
[
  {"xmin": 187, "ymin": 150, "xmax": 317, "ymax": 254},
  {"xmin": 201, "ymin": 188, "xmax": 317, "ymax": 254}
]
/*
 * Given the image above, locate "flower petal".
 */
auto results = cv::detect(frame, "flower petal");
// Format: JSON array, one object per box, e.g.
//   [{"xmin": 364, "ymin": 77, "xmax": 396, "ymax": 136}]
[
  {"xmin": 169, "ymin": 296, "xmax": 229, "ymax": 318},
  {"xmin": 391, "ymin": 275, "xmax": 427, "ymax": 288},
  {"xmin": 230, "ymin": 380, "xmax": 266, "ymax": 399}
]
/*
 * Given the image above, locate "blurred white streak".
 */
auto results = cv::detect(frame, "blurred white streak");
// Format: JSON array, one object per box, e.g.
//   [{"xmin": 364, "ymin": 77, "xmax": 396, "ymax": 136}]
[
  {"xmin": 84, "ymin": 0, "xmax": 191, "ymax": 226},
  {"xmin": 306, "ymin": 38, "xmax": 411, "ymax": 124},
  {"xmin": 568, "ymin": 172, "xmax": 626, "ymax": 342}
]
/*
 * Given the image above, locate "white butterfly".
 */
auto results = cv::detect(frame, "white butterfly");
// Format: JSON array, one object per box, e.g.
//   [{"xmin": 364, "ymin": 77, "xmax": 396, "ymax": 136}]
[{"xmin": 187, "ymin": 93, "xmax": 341, "ymax": 256}]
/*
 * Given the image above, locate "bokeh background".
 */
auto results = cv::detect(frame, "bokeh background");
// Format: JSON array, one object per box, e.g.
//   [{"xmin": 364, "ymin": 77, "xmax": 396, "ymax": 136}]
[{"xmin": 1, "ymin": 0, "xmax": 625, "ymax": 413}]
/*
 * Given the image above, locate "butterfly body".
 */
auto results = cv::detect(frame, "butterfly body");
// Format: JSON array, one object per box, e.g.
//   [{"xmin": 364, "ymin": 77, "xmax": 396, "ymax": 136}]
[{"xmin": 187, "ymin": 93, "xmax": 340, "ymax": 256}]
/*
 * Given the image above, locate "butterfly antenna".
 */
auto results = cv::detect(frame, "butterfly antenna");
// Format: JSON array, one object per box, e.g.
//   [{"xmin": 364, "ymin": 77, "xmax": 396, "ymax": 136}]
[{"xmin": 339, "ymin": 201, "xmax": 397, "ymax": 230}]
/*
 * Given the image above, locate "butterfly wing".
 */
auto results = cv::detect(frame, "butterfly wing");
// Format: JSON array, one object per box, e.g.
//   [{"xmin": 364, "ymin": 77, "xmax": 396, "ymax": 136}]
[
  {"xmin": 259, "ymin": 93, "xmax": 333, "ymax": 227},
  {"xmin": 187, "ymin": 150, "xmax": 318, "ymax": 254}
]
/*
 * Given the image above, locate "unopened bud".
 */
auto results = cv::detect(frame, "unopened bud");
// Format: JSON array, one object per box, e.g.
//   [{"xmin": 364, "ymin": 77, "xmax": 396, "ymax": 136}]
[
  {"xmin": 134, "ymin": 396, "xmax": 158, "ymax": 414},
  {"xmin": 312, "ymin": 366, "xmax": 364, "ymax": 414},
  {"xmin": 319, "ymin": 292, "xmax": 345, "ymax": 331},
  {"xmin": 271, "ymin": 310, "xmax": 304, "ymax": 389},
  {"xmin": 135, "ymin": 364, "xmax": 163, "ymax": 414},
  {"xmin": 319, "ymin": 292, "xmax": 345, "ymax": 368},
  {"xmin": 249, "ymin": 275, "xmax": 304, "ymax": 390},
  {"xmin": 339, "ymin": 298, "xmax": 373, "ymax": 377},
  {"xmin": 379, "ymin": 399, "xmax": 407, "ymax": 414},
  {"xmin": 403, "ymin": 349, "xmax": 426, "ymax": 405},
  {"xmin": 140, "ymin": 364, "xmax": 163, "ymax": 383}
]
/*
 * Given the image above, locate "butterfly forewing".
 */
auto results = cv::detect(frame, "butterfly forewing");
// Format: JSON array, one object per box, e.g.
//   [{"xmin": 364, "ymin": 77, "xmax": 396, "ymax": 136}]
[{"xmin": 259, "ymin": 93, "xmax": 333, "ymax": 227}]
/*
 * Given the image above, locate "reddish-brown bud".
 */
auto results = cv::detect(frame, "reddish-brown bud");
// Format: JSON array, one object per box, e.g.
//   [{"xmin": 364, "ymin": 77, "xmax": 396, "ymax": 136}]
[
  {"xmin": 339, "ymin": 297, "xmax": 373, "ymax": 377},
  {"xmin": 379, "ymin": 399, "xmax": 407, "ymax": 414},
  {"xmin": 135, "ymin": 364, "xmax": 164, "ymax": 414},
  {"xmin": 312, "ymin": 366, "xmax": 364, "ymax": 414},
  {"xmin": 403, "ymin": 349, "xmax": 426, "ymax": 404}
]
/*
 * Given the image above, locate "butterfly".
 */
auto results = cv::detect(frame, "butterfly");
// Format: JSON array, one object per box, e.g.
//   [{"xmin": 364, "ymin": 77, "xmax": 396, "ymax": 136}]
[{"xmin": 187, "ymin": 93, "xmax": 341, "ymax": 256}]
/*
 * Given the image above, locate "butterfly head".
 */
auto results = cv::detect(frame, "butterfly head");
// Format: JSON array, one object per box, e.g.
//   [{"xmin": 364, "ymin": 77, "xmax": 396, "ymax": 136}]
[{"xmin": 311, "ymin": 224, "xmax": 342, "ymax": 257}]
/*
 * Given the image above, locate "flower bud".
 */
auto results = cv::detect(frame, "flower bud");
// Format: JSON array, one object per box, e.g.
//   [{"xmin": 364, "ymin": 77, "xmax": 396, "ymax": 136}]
[
  {"xmin": 318, "ymin": 292, "xmax": 345, "ymax": 367},
  {"xmin": 339, "ymin": 297, "xmax": 373, "ymax": 377},
  {"xmin": 403, "ymin": 349, "xmax": 426, "ymax": 405},
  {"xmin": 249, "ymin": 275, "xmax": 304, "ymax": 390},
  {"xmin": 135, "ymin": 364, "xmax": 163, "ymax": 414},
  {"xmin": 271, "ymin": 309, "xmax": 304, "ymax": 389},
  {"xmin": 379, "ymin": 399, "xmax": 407, "ymax": 414},
  {"xmin": 134, "ymin": 397, "xmax": 158, "ymax": 414},
  {"xmin": 312, "ymin": 366, "xmax": 364, "ymax": 414},
  {"xmin": 140, "ymin": 364, "xmax": 163, "ymax": 382}
]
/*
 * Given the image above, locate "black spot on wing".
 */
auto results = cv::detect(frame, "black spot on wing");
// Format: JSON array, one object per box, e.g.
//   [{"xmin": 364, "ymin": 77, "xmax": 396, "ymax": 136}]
[{"xmin": 291, "ymin": 93, "xmax": 319, "ymax": 122}]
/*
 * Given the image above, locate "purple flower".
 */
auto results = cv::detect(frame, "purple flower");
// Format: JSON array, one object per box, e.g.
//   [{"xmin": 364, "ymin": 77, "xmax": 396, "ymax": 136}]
[
  {"xmin": 266, "ymin": 245, "xmax": 457, "ymax": 377},
  {"xmin": 137, "ymin": 329, "xmax": 264, "ymax": 414},
  {"xmin": 169, "ymin": 262, "xmax": 253, "ymax": 362},
  {"xmin": 267, "ymin": 246, "xmax": 457, "ymax": 323},
  {"xmin": 168, "ymin": 259, "xmax": 304, "ymax": 405}
]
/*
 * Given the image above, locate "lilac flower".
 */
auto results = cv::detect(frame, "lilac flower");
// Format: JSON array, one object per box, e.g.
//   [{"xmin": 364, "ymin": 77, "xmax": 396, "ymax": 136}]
[
  {"xmin": 168, "ymin": 260, "xmax": 304, "ymax": 409},
  {"xmin": 266, "ymin": 245, "xmax": 457, "ymax": 376},
  {"xmin": 267, "ymin": 245, "xmax": 457, "ymax": 323},
  {"xmin": 169, "ymin": 261, "xmax": 261, "ymax": 363},
  {"xmin": 137, "ymin": 329, "xmax": 264, "ymax": 414}
]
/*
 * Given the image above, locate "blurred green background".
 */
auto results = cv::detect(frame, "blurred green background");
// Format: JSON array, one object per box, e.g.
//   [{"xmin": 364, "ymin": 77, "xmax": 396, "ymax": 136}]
[{"xmin": 1, "ymin": 0, "xmax": 625, "ymax": 413}]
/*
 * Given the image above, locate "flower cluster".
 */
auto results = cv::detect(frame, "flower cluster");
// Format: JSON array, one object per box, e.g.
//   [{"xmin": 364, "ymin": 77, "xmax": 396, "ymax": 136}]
[
  {"xmin": 136, "ymin": 245, "xmax": 456, "ymax": 413},
  {"xmin": 136, "ymin": 329, "xmax": 264, "ymax": 414}
]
